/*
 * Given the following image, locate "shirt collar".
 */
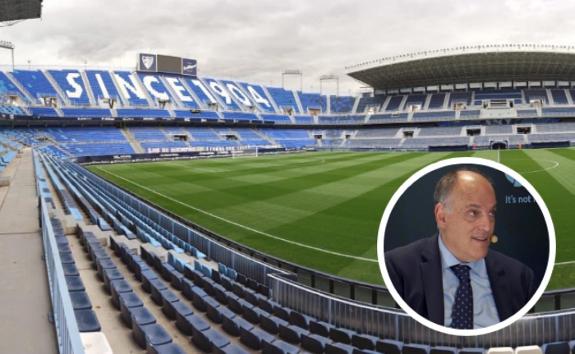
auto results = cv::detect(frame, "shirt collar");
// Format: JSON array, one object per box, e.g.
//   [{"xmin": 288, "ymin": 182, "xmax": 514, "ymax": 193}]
[{"xmin": 438, "ymin": 234, "xmax": 487, "ymax": 278}]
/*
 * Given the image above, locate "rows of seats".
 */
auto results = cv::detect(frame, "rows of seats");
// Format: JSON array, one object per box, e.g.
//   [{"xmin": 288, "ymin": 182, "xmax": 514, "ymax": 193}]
[
  {"xmin": 261, "ymin": 114, "xmax": 292, "ymax": 123},
  {"xmin": 384, "ymin": 96, "xmax": 404, "ymax": 111},
  {"xmin": 528, "ymin": 133, "xmax": 575, "ymax": 143},
  {"xmin": 174, "ymin": 110, "xmax": 220, "ymax": 120},
  {"xmin": 427, "ymin": 93, "xmax": 446, "ymax": 109},
  {"xmin": 355, "ymin": 95, "xmax": 386, "ymax": 113},
  {"xmin": 412, "ymin": 111, "xmax": 456, "ymax": 122},
  {"xmin": 473, "ymin": 135, "xmax": 526, "ymax": 146},
  {"xmin": 34, "ymin": 158, "xmax": 103, "ymax": 335},
  {"xmin": 267, "ymin": 87, "xmax": 300, "ymax": 113},
  {"xmin": 330, "ymin": 96, "xmax": 355, "ymax": 113},
  {"xmin": 48, "ymin": 70, "xmax": 91, "ymax": 105},
  {"xmin": 294, "ymin": 115, "xmax": 314, "ymax": 124},
  {"xmin": 77, "ymin": 228, "xmax": 186, "ymax": 353},
  {"xmin": 403, "ymin": 94, "xmax": 426, "ymax": 108},
  {"xmin": 222, "ymin": 112, "xmax": 259, "ymax": 121},
  {"xmin": 0, "ymin": 72, "xmax": 29, "ymax": 102},
  {"xmin": 344, "ymin": 138, "xmax": 402, "ymax": 149},
  {"xmin": 459, "ymin": 110, "xmax": 481, "ymax": 119},
  {"xmin": 524, "ymin": 89, "xmax": 548, "ymax": 104},
  {"xmin": 473, "ymin": 89, "xmax": 522, "ymax": 105},
  {"xmin": 11, "ymin": 70, "xmax": 61, "ymax": 103},
  {"xmin": 354, "ymin": 128, "xmax": 399, "ymax": 138},
  {"xmin": 318, "ymin": 115, "xmax": 365, "ymax": 124},
  {"xmin": 41, "ymin": 157, "xmax": 84, "ymax": 220},
  {"xmin": 117, "ymin": 108, "xmax": 171, "ymax": 118},
  {"xmin": 485, "ymin": 125, "xmax": 514, "ymax": 134},
  {"xmin": 8, "ymin": 67, "xmax": 575, "ymax": 122},
  {"xmin": 517, "ymin": 109, "xmax": 538, "ymax": 118},
  {"xmin": 550, "ymin": 89, "xmax": 569, "ymax": 104},
  {"xmin": 369, "ymin": 113, "xmax": 408, "ymax": 123},
  {"xmin": 0, "ymin": 104, "xmax": 25, "ymax": 115},
  {"xmin": 298, "ymin": 92, "xmax": 327, "ymax": 113},
  {"xmin": 61, "ymin": 108, "xmax": 112, "ymax": 117},
  {"xmin": 541, "ymin": 107, "xmax": 575, "ymax": 116},
  {"xmin": 402, "ymin": 136, "xmax": 470, "ymax": 148},
  {"xmin": 536, "ymin": 122, "xmax": 575, "ymax": 133},
  {"xmin": 418, "ymin": 126, "xmax": 462, "ymax": 136}
]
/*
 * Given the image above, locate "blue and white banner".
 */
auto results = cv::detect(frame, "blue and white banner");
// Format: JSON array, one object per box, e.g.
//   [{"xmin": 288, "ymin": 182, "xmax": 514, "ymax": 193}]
[{"xmin": 182, "ymin": 58, "xmax": 197, "ymax": 76}]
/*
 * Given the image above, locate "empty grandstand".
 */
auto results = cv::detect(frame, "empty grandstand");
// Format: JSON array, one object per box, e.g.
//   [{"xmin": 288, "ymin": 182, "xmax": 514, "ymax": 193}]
[{"xmin": 2, "ymin": 43, "xmax": 575, "ymax": 353}]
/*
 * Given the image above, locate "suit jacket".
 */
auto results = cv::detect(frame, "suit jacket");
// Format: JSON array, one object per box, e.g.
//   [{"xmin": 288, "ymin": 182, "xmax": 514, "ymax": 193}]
[{"xmin": 385, "ymin": 235, "xmax": 536, "ymax": 326}]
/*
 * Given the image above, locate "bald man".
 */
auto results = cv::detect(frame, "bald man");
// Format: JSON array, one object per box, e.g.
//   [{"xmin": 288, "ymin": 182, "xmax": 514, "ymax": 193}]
[{"xmin": 385, "ymin": 167, "xmax": 535, "ymax": 329}]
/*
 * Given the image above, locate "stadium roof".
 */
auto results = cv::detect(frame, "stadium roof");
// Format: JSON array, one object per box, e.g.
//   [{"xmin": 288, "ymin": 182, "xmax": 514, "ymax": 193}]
[
  {"xmin": 0, "ymin": 0, "xmax": 42, "ymax": 23},
  {"xmin": 346, "ymin": 44, "xmax": 575, "ymax": 91}
]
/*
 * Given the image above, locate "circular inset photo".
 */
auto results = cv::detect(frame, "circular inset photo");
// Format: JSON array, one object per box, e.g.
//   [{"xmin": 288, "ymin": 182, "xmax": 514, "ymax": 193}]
[{"xmin": 377, "ymin": 157, "xmax": 555, "ymax": 336}]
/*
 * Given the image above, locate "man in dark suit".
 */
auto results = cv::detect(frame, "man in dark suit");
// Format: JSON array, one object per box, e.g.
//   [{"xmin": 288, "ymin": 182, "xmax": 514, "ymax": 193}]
[{"xmin": 385, "ymin": 167, "xmax": 536, "ymax": 329}]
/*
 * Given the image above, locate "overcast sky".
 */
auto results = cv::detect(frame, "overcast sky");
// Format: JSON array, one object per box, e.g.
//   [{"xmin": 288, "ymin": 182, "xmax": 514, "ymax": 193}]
[{"xmin": 1, "ymin": 0, "xmax": 574, "ymax": 95}]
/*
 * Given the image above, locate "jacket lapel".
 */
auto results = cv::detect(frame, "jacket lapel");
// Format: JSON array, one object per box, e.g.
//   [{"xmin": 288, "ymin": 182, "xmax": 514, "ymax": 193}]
[
  {"xmin": 420, "ymin": 235, "xmax": 444, "ymax": 325},
  {"xmin": 485, "ymin": 252, "xmax": 510, "ymax": 321}
]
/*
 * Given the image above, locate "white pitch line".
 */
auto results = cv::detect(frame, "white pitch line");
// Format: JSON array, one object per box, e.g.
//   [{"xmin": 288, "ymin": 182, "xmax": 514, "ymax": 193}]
[
  {"xmin": 95, "ymin": 167, "xmax": 378, "ymax": 263},
  {"xmin": 520, "ymin": 159, "xmax": 560, "ymax": 174},
  {"xmin": 555, "ymin": 260, "xmax": 575, "ymax": 266}
]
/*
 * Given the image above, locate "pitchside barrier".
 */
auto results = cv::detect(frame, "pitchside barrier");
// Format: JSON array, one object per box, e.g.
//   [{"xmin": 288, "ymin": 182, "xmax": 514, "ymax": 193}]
[{"xmin": 270, "ymin": 272, "xmax": 575, "ymax": 346}]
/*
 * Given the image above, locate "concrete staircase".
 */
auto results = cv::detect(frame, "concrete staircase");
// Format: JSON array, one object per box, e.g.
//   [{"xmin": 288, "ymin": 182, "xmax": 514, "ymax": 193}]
[{"xmin": 121, "ymin": 128, "xmax": 144, "ymax": 154}]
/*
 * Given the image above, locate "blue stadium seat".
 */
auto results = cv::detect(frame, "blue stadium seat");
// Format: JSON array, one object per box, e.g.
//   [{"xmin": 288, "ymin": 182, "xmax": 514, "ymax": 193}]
[
  {"xmin": 162, "ymin": 299, "xmax": 193, "ymax": 321},
  {"xmin": 542, "ymin": 342, "xmax": 571, "ymax": 354},
  {"xmin": 222, "ymin": 313, "xmax": 253, "ymax": 337},
  {"xmin": 429, "ymin": 346, "xmax": 457, "ymax": 354},
  {"xmin": 148, "ymin": 342, "xmax": 188, "ymax": 354},
  {"xmin": 119, "ymin": 292, "xmax": 144, "ymax": 327},
  {"xmin": 132, "ymin": 322, "xmax": 173, "ymax": 350},
  {"xmin": 260, "ymin": 314, "xmax": 289, "ymax": 334},
  {"xmin": 193, "ymin": 327, "xmax": 231, "ymax": 352},
  {"xmin": 261, "ymin": 338, "xmax": 300, "ymax": 354},
  {"xmin": 69, "ymin": 291, "xmax": 92, "ymax": 310},
  {"xmin": 110, "ymin": 279, "xmax": 132, "ymax": 308},
  {"xmin": 177, "ymin": 313, "xmax": 209, "ymax": 337},
  {"xmin": 326, "ymin": 342, "xmax": 355, "ymax": 354},
  {"xmin": 74, "ymin": 309, "xmax": 101, "ymax": 332},
  {"xmin": 403, "ymin": 343, "xmax": 431, "ymax": 354},
  {"xmin": 376, "ymin": 339, "xmax": 403, "ymax": 354},
  {"xmin": 214, "ymin": 343, "xmax": 251, "ymax": 354},
  {"xmin": 351, "ymin": 333, "xmax": 379, "ymax": 350},
  {"xmin": 240, "ymin": 326, "xmax": 275, "ymax": 350},
  {"xmin": 65, "ymin": 275, "xmax": 85, "ymax": 292},
  {"xmin": 278, "ymin": 323, "xmax": 309, "ymax": 344},
  {"xmin": 330, "ymin": 327, "xmax": 355, "ymax": 344},
  {"xmin": 302, "ymin": 333, "xmax": 333, "ymax": 353},
  {"xmin": 129, "ymin": 306, "xmax": 157, "ymax": 327}
]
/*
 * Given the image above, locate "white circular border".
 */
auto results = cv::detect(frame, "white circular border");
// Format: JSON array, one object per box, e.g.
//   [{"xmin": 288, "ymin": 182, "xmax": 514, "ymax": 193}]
[{"xmin": 376, "ymin": 157, "xmax": 556, "ymax": 336}]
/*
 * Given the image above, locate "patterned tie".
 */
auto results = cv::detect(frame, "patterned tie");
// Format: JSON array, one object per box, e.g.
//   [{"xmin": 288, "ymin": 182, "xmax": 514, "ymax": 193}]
[{"xmin": 450, "ymin": 264, "xmax": 473, "ymax": 329}]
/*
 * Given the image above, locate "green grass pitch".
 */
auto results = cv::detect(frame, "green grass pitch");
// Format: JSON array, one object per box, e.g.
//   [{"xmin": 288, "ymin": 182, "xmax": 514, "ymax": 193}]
[{"xmin": 89, "ymin": 148, "xmax": 575, "ymax": 290}]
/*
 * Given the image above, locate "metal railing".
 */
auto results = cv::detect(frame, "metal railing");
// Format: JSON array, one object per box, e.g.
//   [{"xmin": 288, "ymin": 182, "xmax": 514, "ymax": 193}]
[{"xmin": 270, "ymin": 273, "xmax": 575, "ymax": 347}]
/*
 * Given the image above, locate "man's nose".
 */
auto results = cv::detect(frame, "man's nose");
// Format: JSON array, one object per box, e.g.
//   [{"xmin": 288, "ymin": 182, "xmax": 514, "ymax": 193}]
[{"xmin": 477, "ymin": 212, "xmax": 493, "ymax": 232}]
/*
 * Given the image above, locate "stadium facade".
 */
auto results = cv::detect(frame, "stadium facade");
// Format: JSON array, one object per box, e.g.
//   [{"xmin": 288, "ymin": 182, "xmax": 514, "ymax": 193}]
[{"xmin": 1, "ymin": 47, "xmax": 575, "ymax": 353}]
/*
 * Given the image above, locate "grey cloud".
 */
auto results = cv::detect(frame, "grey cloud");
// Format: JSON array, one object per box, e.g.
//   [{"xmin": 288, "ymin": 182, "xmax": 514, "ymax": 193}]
[{"xmin": 2, "ymin": 0, "xmax": 575, "ymax": 94}]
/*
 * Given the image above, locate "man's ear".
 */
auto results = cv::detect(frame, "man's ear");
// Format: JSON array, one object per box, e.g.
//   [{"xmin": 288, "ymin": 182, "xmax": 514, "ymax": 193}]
[{"xmin": 435, "ymin": 202, "xmax": 446, "ymax": 229}]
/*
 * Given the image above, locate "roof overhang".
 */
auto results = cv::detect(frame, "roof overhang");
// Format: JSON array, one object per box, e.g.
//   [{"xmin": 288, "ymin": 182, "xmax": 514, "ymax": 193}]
[
  {"xmin": 347, "ymin": 45, "xmax": 575, "ymax": 91},
  {"xmin": 0, "ymin": 0, "xmax": 42, "ymax": 22}
]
